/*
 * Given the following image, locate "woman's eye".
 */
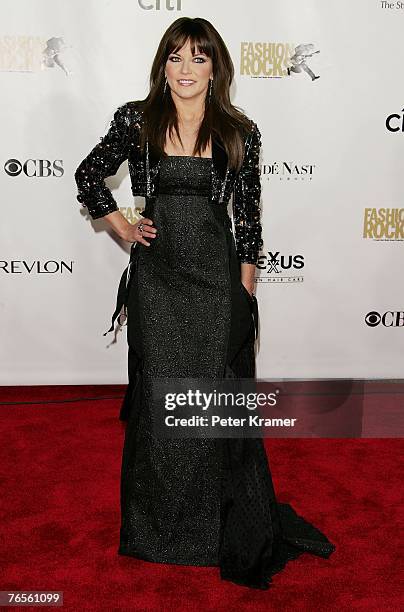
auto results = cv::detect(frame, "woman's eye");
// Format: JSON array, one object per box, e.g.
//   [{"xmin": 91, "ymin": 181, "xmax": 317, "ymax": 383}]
[{"xmin": 168, "ymin": 56, "xmax": 207, "ymax": 63}]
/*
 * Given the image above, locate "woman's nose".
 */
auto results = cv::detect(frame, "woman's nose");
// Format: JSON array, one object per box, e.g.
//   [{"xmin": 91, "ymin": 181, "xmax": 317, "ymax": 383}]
[{"xmin": 180, "ymin": 61, "xmax": 192, "ymax": 74}]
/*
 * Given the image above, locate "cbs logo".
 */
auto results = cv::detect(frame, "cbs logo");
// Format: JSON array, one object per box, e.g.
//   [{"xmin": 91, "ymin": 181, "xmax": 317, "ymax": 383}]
[
  {"xmin": 365, "ymin": 311, "xmax": 404, "ymax": 327},
  {"xmin": 4, "ymin": 158, "xmax": 64, "ymax": 177}
]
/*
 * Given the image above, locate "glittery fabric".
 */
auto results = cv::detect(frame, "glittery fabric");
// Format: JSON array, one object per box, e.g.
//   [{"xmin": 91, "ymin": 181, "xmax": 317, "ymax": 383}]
[
  {"xmin": 231, "ymin": 123, "xmax": 264, "ymax": 264},
  {"xmin": 119, "ymin": 156, "xmax": 232, "ymax": 566},
  {"xmin": 74, "ymin": 103, "xmax": 138, "ymax": 219},
  {"xmin": 114, "ymin": 156, "xmax": 336, "ymax": 590},
  {"xmin": 74, "ymin": 101, "xmax": 263, "ymax": 264}
]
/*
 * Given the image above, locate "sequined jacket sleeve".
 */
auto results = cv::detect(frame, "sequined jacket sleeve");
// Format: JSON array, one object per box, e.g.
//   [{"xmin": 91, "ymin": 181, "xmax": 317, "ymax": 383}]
[
  {"xmin": 74, "ymin": 103, "xmax": 132, "ymax": 219},
  {"xmin": 232, "ymin": 121, "xmax": 263, "ymax": 265}
]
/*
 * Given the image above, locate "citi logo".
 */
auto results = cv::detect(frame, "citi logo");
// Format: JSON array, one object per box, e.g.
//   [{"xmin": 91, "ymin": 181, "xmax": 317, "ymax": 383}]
[
  {"xmin": 386, "ymin": 107, "xmax": 404, "ymax": 132},
  {"xmin": 365, "ymin": 311, "xmax": 404, "ymax": 327},
  {"xmin": 4, "ymin": 159, "xmax": 64, "ymax": 177},
  {"xmin": 138, "ymin": 0, "xmax": 182, "ymax": 9},
  {"xmin": 0, "ymin": 260, "xmax": 73, "ymax": 274}
]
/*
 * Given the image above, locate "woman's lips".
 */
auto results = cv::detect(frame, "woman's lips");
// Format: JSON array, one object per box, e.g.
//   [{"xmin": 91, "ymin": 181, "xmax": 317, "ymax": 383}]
[{"xmin": 178, "ymin": 80, "xmax": 195, "ymax": 86}]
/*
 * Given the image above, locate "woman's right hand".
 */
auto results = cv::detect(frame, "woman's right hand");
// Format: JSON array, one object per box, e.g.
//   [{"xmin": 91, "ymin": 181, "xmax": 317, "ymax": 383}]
[{"xmin": 124, "ymin": 217, "xmax": 158, "ymax": 246}]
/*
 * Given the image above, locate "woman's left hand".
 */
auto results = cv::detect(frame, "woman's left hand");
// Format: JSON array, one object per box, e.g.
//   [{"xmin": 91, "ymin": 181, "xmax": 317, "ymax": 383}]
[
  {"xmin": 242, "ymin": 283, "xmax": 254, "ymax": 297},
  {"xmin": 241, "ymin": 263, "xmax": 256, "ymax": 297}
]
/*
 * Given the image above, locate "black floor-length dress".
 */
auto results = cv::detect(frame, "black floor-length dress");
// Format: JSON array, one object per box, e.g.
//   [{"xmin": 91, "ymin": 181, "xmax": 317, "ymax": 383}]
[{"xmin": 108, "ymin": 155, "xmax": 336, "ymax": 590}]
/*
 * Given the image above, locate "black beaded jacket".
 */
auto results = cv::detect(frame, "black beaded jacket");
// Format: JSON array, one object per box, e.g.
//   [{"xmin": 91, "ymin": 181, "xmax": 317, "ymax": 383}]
[{"xmin": 74, "ymin": 101, "xmax": 263, "ymax": 265}]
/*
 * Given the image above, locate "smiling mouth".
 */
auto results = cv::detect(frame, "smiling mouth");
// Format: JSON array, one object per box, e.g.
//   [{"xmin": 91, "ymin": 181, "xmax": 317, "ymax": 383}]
[{"xmin": 178, "ymin": 80, "xmax": 195, "ymax": 86}]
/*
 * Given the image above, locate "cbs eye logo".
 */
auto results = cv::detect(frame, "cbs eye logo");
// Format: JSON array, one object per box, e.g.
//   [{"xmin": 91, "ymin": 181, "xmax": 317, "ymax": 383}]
[
  {"xmin": 365, "ymin": 311, "xmax": 381, "ymax": 327},
  {"xmin": 4, "ymin": 159, "xmax": 22, "ymax": 176},
  {"xmin": 4, "ymin": 158, "xmax": 64, "ymax": 177}
]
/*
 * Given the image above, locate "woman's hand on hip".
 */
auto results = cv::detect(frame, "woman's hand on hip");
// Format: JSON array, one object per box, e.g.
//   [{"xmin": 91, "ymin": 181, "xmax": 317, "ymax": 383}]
[
  {"xmin": 102, "ymin": 210, "xmax": 157, "ymax": 246},
  {"xmin": 124, "ymin": 218, "xmax": 157, "ymax": 246}
]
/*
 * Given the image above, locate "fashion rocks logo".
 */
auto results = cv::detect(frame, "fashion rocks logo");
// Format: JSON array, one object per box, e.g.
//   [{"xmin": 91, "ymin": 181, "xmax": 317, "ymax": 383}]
[
  {"xmin": 240, "ymin": 42, "xmax": 320, "ymax": 80},
  {"xmin": 363, "ymin": 208, "xmax": 404, "ymax": 240},
  {"xmin": 0, "ymin": 35, "xmax": 72, "ymax": 74}
]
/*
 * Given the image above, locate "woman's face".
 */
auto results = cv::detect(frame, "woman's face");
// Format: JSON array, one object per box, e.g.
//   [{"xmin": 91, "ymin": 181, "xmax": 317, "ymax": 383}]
[{"xmin": 165, "ymin": 38, "xmax": 213, "ymax": 102}]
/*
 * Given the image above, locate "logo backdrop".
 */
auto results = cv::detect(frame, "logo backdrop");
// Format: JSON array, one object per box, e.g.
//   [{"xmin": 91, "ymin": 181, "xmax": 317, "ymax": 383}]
[{"xmin": 1, "ymin": 0, "xmax": 402, "ymax": 384}]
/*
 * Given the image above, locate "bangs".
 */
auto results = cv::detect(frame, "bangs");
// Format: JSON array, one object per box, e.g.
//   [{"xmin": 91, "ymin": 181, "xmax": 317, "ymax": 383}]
[{"xmin": 167, "ymin": 30, "xmax": 214, "ymax": 60}]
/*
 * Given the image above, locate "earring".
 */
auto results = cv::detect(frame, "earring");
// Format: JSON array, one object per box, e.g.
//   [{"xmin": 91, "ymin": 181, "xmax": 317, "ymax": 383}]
[
  {"xmin": 208, "ymin": 78, "xmax": 213, "ymax": 102},
  {"xmin": 163, "ymin": 76, "xmax": 167, "ymax": 95}
]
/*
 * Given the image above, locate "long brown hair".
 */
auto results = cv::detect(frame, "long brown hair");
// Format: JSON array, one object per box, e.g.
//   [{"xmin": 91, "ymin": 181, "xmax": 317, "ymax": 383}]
[{"xmin": 136, "ymin": 17, "xmax": 253, "ymax": 173}]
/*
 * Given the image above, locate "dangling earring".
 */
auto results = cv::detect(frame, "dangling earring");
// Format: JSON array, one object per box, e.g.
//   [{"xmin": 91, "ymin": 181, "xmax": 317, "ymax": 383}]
[
  {"xmin": 163, "ymin": 75, "xmax": 167, "ymax": 95},
  {"xmin": 208, "ymin": 78, "xmax": 213, "ymax": 102}
]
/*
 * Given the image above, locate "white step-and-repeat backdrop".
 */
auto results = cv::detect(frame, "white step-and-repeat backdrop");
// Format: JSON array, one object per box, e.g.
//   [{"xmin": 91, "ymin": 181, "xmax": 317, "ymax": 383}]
[{"xmin": 1, "ymin": 0, "xmax": 402, "ymax": 384}]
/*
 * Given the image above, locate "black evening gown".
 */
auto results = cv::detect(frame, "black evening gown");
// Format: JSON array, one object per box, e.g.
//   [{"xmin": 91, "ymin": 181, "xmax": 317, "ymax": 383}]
[{"xmin": 109, "ymin": 155, "xmax": 336, "ymax": 590}]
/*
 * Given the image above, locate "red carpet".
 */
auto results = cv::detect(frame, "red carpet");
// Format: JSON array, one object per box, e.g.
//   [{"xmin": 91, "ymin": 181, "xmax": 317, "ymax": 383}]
[{"xmin": 0, "ymin": 385, "xmax": 403, "ymax": 611}]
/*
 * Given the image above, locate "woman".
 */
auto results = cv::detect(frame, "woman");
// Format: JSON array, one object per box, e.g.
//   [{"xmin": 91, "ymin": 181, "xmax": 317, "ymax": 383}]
[{"xmin": 75, "ymin": 17, "xmax": 336, "ymax": 590}]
